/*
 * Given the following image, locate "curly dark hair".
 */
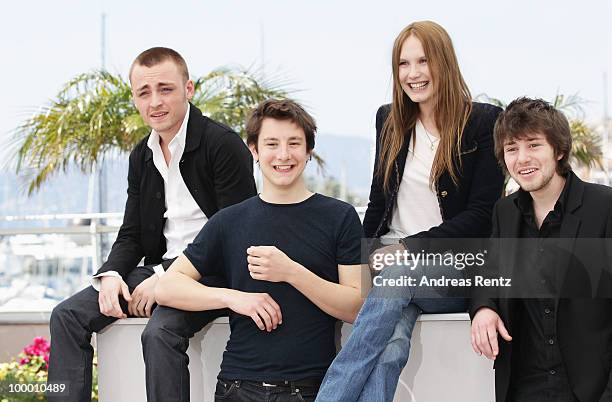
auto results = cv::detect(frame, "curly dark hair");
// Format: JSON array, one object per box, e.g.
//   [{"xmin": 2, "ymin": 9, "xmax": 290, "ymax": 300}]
[{"xmin": 494, "ymin": 97, "xmax": 572, "ymax": 175}]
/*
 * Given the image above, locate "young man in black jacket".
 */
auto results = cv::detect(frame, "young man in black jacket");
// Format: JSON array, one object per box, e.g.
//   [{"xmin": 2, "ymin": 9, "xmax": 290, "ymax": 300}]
[
  {"xmin": 48, "ymin": 47, "xmax": 256, "ymax": 402},
  {"xmin": 470, "ymin": 97, "xmax": 612, "ymax": 402}
]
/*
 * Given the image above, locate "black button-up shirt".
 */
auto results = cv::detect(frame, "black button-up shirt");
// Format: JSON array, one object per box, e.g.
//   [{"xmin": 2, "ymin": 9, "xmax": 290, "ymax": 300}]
[{"xmin": 509, "ymin": 174, "xmax": 577, "ymax": 402}]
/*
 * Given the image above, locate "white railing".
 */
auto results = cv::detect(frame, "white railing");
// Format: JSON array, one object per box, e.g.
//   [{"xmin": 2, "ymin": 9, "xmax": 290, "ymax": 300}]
[
  {"xmin": 0, "ymin": 206, "xmax": 368, "ymax": 311},
  {"xmin": 0, "ymin": 212, "xmax": 122, "ymax": 276}
]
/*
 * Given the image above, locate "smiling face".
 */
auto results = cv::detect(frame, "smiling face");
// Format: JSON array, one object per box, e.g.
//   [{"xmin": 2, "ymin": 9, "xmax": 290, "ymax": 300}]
[
  {"xmin": 398, "ymin": 35, "xmax": 434, "ymax": 107},
  {"xmin": 503, "ymin": 132, "xmax": 564, "ymax": 194},
  {"xmin": 131, "ymin": 59, "xmax": 194, "ymax": 139},
  {"xmin": 250, "ymin": 118, "xmax": 310, "ymax": 192}
]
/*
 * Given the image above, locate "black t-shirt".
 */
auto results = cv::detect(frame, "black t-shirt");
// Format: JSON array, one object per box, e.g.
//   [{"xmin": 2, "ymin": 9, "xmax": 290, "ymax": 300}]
[{"xmin": 183, "ymin": 193, "xmax": 362, "ymax": 381}]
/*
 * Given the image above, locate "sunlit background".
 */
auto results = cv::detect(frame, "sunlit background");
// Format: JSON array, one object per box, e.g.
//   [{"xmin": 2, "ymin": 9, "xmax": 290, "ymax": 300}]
[{"xmin": 0, "ymin": 0, "xmax": 610, "ymax": 364}]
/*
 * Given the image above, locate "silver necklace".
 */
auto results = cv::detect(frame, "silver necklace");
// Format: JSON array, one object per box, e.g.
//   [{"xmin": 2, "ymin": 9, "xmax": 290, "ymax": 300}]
[{"xmin": 422, "ymin": 124, "xmax": 439, "ymax": 151}]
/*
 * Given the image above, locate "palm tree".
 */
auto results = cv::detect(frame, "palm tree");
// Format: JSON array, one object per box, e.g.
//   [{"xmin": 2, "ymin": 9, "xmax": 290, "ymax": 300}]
[
  {"xmin": 9, "ymin": 68, "xmax": 292, "ymax": 194},
  {"xmin": 476, "ymin": 93, "xmax": 603, "ymax": 171}
]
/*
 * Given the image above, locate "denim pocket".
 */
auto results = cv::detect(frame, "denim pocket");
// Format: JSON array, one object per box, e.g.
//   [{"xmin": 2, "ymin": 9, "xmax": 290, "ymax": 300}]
[
  {"xmin": 295, "ymin": 387, "xmax": 318, "ymax": 402},
  {"xmin": 214, "ymin": 380, "xmax": 237, "ymax": 400}
]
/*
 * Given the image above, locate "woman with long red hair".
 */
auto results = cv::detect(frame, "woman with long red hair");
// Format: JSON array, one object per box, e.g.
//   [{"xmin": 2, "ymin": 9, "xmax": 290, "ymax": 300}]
[{"xmin": 316, "ymin": 21, "xmax": 504, "ymax": 401}]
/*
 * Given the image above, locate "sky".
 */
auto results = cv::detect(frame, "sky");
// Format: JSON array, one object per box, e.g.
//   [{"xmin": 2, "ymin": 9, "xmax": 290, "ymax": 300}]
[{"xmin": 1, "ymin": 0, "xmax": 611, "ymax": 146}]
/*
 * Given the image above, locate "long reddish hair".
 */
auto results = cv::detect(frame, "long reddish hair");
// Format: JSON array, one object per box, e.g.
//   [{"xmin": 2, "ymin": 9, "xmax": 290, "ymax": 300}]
[{"xmin": 377, "ymin": 21, "xmax": 472, "ymax": 192}]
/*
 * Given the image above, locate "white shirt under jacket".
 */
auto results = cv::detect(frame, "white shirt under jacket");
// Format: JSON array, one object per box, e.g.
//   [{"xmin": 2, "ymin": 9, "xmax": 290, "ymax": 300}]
[
  {"xmin": 381, "ymin": 119, "xmax": 443, "ymax": 241},
  {"xmin": 91, "ymin": 105, "xmax": 208, "ymax": 289}
]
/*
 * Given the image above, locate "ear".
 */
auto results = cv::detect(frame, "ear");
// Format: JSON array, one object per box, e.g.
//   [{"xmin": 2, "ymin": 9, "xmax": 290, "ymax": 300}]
[
  {"xmin": 556, "ymin": 152, "xmax": 564, "ymax": 161},
  {"xmin": 185, "ymin": 79, "xmax": 195, "ymax": 100},
  {"xmin": 248, "ymin": 143, "xmax": 258, "ymax": 162}
]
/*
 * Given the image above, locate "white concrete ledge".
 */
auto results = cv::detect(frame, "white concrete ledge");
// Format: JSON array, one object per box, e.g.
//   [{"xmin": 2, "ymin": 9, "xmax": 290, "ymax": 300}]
[
  {"xmin": 105, "ymin": 312, "xmax": 472, "ymax": 326},
  {"xmin": 0, "ymin": 310, "xmax": 52, "ymax": 324},
  {"xmin": 97, "ymin": 313, "xmax": 494, "ymax": 402}
]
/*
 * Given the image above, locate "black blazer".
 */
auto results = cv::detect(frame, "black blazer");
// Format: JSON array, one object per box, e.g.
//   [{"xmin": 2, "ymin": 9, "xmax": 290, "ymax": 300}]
[
  {"xmin": 96, "ymin": 104, "xmax": 257, "ymax": 278},
  {"xmin": 470, "ymin": 172, "xmax": 612, "ymax": 402},
  {"xmin": 362, "ymin": 102, "xmax": 504, "ymax": 239}
]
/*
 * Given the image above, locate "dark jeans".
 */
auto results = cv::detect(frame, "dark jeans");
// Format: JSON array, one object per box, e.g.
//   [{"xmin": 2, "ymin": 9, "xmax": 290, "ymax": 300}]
[
  {"xmin": 48, "ymin": 264, "xmax": 227, "ymax": 402},
  {"xmin": 142, "ymin": 302, "xmax": 228, "ymax": 402},
  {"xmin": 215, "ymin": 379, "xmax": 318, "ymax": 402},
  {"xmin": 47, "ymin": 264, "xmax": 155, "ymax": 402}
]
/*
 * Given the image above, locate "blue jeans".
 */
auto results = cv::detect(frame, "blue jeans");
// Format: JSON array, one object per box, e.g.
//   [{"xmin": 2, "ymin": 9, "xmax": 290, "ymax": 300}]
[{"xmin": 316, "ymin": 262, "xmax": 467, "ymax": 402}]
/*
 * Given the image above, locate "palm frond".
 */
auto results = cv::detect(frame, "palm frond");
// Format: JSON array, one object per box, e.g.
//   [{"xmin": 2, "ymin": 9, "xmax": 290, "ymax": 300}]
[
  {"xmin": 552, "ymin": 92, "xmax": 588, "ymax": 120},
  {"xmin": 192, "ymin": 66, "xmax": 293, "ymax": 138},
  {"xmin": 10, "ymin": 70, "xmax": 142, "ymax": 194},
  {"xmin": 569, "ymin": 119, "xmax": 603, "ymax": 170},
  {"xmin": 474, "ymin": 93, "xmax": 506, "ymax": 109},
  {"xmin": 8, "ymin": 66, "xmax": 301, "ymax": 194}
]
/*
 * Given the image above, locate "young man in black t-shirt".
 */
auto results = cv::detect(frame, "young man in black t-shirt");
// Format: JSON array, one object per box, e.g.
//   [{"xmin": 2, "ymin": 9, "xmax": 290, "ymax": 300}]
[{"xmin": 155, "ymin": 99, "xmax": 366, "ymax": 401}]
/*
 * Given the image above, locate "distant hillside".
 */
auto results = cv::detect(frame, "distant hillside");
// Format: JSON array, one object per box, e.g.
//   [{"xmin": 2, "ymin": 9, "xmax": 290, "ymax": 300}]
[
  {"xmin": 0, "ymin": 134, "xmax": 374, "ymax": 224},
  {"xmin": 0, "ymin": 160, "xmax": 129, "ymax": 228},
  {"xmin": 304, "ymin": 133, "xmax": 373, "ymax": 199}
]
